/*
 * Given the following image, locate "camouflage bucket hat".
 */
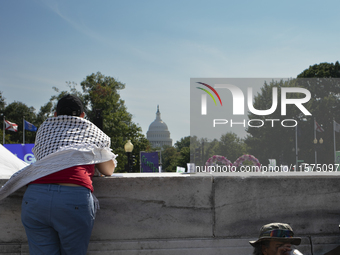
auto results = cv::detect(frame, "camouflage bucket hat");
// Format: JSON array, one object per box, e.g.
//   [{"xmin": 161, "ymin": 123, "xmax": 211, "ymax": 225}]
[{"xmin": 249, "ymin": 223, "xmax": 301, "ymax": 247}]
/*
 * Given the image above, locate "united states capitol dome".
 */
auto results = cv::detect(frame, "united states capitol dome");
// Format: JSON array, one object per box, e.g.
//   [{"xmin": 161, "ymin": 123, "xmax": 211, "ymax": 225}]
[{"xmin": 146, "ymin": 105, "xmax": 172, "ymax": 148}]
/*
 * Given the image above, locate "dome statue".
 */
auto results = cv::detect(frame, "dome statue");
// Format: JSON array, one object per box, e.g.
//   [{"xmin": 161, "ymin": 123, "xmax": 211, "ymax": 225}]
[{"xmin": 146, "ymin": 105, "xmax": 172, "ymax": 148}]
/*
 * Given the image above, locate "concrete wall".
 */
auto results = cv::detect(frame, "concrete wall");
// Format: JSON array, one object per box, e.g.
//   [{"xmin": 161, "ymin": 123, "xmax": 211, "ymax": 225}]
[{"xmin": 1, "ymin": 172, "xmax": 340, "ymax": 255}]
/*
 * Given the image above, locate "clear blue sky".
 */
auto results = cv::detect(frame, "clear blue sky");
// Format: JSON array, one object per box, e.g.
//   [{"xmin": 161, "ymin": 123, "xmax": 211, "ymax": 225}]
[{"xmin": 1, "ymin": 0, "xmax": 339, "ymax": 144}]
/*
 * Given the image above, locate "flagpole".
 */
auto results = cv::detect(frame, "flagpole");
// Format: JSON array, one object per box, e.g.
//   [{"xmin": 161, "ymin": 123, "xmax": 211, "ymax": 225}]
[
  {"xmin": 334, "ymin": 119, "xmax": 336, "ymax": 164},
  {"xmin": 314, "ymin": 117, "xmax": 317, "ymax": 165},
  {"xmin": 2, "ymin": 115, "xmax": 4, "ymax": 145},
  {"xmin": 295, "ymin": 123, "xmax": 298, "ymax": 171},
  {"xmin": 23, "ymin": 116, "xmax": 25, "ymax": 144}
]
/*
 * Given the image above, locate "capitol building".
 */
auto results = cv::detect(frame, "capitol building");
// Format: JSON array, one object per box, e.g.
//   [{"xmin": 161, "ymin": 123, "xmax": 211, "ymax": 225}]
[{"xmin": 146, "ymin": 106, "xmax": 172, "ymax": 148}]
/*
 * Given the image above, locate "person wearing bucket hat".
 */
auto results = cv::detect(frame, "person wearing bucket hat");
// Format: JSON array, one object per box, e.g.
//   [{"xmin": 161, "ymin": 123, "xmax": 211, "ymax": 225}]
[{"xmin": 250, "ymin": 223, "xmax": 303, "ymax": 255}]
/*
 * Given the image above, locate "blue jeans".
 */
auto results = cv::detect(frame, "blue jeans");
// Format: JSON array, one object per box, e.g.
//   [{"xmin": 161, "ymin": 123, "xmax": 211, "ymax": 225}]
[{"xmin": 21, "ymin": 184, "xmax": 95, "ymax": 255}]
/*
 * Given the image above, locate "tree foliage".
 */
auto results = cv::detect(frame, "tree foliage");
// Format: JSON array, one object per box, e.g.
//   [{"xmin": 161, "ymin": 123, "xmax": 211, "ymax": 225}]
[
  {"xmin": 47, "ymin": 72, "xmax": 149, "ymax": 172},
  {"xmin": 298, "ymin": 61, "xmax": 340, "ymax": 79},
  {"xmin": 174, "ymin": 136, "xmax": 190, "ymax": 151},
  {"xmin": 160, "ymin": 136, "xmax": 191, "ymax": 172},
  {"xmin": 3, "ymin": 101, "xmax": 37, "ymax": 144},
  {"xmin": 244, "ymin": 61, "xmax": 340, "ymax": 166},
  {"xmin": 244, "ymin": 80, "xmax": 297, "ymax": 165},
  {"xmin": 3, "ymin": 62, "xmax": 340, "ymax": 170},
  {"xmin": 1, "ymin": 73, "xmax": 149, "ymax": 172},
  {"xmin": 214, "ymin": 133, "xmax": 248, "ymax": 162},
  {"xmin": 161, "ymin": 146, "xmax": 179, "ymax": 172},
  {"xmin": 296, "ymin": 61, "xmax": 340, "ymax": 164},
  {"xmin": 190, "ymin": 133, "xmax": 248, "ymax": 166}
]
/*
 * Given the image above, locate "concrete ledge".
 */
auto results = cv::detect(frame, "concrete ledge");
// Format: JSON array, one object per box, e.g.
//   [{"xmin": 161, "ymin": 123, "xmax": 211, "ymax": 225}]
[
  {"xmin": 0, "ymin": 186, "xmax": 27, "ymax": 243},
  {"xmin": 213, "ymin": 173, "xmax": 340, "ymax": 238},
  {"xmin": 1, "ymin": 173, "xmax": 340, "ymax": 254},
  {"xmin": 0, "ymin": 237, "xmax": 336, "ymax": 255},
  {"xmin": 92, "ymin": 173, "xmax": 213, "ymax": 240},
  {"xmin": 0, "ymin": 243, "xmax": 23, "ymax": 255}
]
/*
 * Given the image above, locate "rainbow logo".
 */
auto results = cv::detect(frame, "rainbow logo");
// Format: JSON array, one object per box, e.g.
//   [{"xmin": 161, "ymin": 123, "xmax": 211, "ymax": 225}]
[{"xmin": 196, "ymin": 82, "xmax": 222, "ymax": 106}]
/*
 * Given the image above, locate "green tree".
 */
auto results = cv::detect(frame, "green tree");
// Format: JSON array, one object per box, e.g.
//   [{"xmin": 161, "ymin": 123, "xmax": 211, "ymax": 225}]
[
  {"xmin": 4, "ymin": 102, "xmax": 37, "ymax": 144},
  {"xmin": 189, "ymin": 134, "xmax": 248, "ymax": 166},
  {"xmin": 203, "ymin": 138, "xmax": 219, "ymax": 163},
  {"xmin": 144, "ymin": 136, "xmax": 192, "ymax": 172},
  {"xmin": 174, "ymin": 136, "xmax": 190, "ymax": 151},
  {"xmin": 164, "ymin": 133, "xmax": 247, "ymax": 170},
  {"xmin": 244, "ymin": 80, "xmax": 297, "ymax": 165},
  {"xmin": 298, "ymin": 61, "xmax": 340, "ymax": 79},
  {"xmin": 296, "ymin": 61, "xmax": 340, "ymax": 164},
  {"xmin": 176, "ymin": 147, "xmax": 190, "ymax": 168},
  {"xmin": 46, "ymin": 72, "xmax": 149, "ymax": 172},
  {"xmin": 215, "ymin": 132, "xmax": 248, "ymax": 163},
  {"xmin": 161, "ymin": 145, "xmax": 179, "ymax": 172},
  {"xmin": 36, "ymin": 101, "xmax": 54, "ymax": 125},
  {"xmin": 244, "ymin": 61, "xmax": 340, "ymax": 166},
  {"xmin": 172, "ymin": 136, "xmax": 191, "ymax": 169}
]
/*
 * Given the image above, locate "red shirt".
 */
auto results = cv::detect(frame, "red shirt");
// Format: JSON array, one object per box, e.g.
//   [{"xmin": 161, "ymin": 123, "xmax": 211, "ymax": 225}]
[{"xmin": 31, "ymin": 164, "xmax": 95, "ymax": 192}]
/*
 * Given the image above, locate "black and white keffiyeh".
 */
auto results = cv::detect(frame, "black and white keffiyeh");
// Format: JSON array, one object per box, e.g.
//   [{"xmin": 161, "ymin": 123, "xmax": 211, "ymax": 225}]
[
  {"xmin": 33, "ymin": 115, "xmax": 111, "ymax": 160},
  {"xmin": 0, "ymin": 116, "xmax": 117, "ymax": 201}
]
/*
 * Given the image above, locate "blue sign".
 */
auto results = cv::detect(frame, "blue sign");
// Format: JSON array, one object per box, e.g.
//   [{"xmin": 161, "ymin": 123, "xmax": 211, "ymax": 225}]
[
  {"xmin": 140, "ymin": 152, "xmax": 159, "ymax": 172},
  {"xmin": 4, "ymin": 144, "xmax": 36, "ymax": 164}
]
